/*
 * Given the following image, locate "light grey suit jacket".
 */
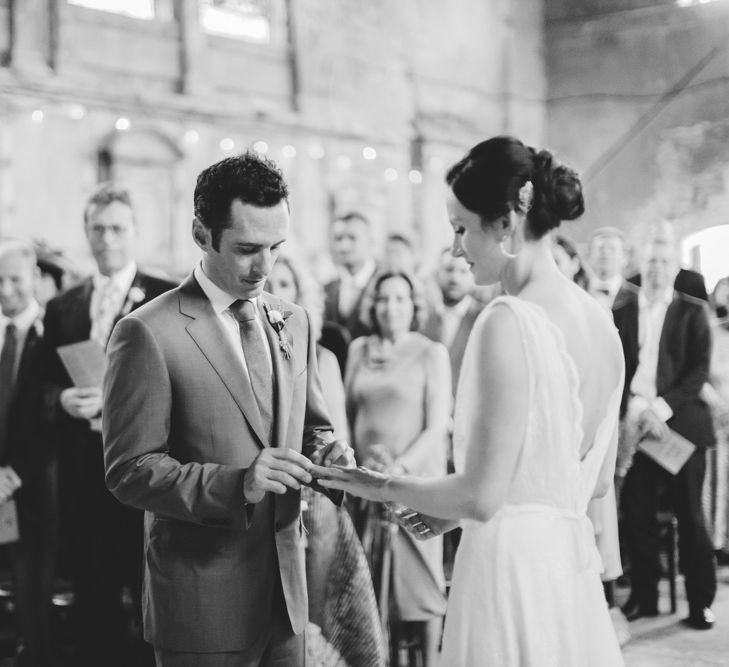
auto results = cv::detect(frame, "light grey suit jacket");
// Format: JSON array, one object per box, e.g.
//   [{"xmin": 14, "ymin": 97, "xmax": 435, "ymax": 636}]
[{"xmin": 102, "ymin": 273, "xmax": 338, "ymax": 652}]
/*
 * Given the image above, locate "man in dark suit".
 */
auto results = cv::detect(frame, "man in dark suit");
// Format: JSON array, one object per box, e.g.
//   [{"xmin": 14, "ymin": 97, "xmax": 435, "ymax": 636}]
[
  {"xmin": 422, "ymin": 249, "xmax": 483, "ymax": 396},
  {"xmin": 102, "ymin": 152, "xmax": 354, "ymax": 666},
  {"xmin": 0, "ymin": 240, "xmax": 56, "ymax": 667},
  {"xmin": 41, "ymin": 184, "xmax": 175, "ymax": 666},
  {"xmin": 614, "ymin": 238, "xmax": 717, "ymax": 629},
  {"xmin": 323, "ymin": 212, "xmax": 378, "ymax": 341}
]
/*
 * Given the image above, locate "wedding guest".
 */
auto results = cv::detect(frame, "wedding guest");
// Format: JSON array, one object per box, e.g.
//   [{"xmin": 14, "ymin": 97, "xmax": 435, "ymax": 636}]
[
  {"xmin": 324, "ymin": 212, "xmax": 378, "ymax": 340},
  {"xmin": 383, "ymin": 233, "xmax": 416, "ymax": 275},
  {"xmin": 266, "ymin": 254, "xmax": 386, "ymax": 667},
  {"xmin": 626, "ymin": 221, "xmax": 708, "ymax": 301},
  {"xmin": 41, "ymin": 183, "xmax": 175, "ymax": 666},
  {"xmin": 552, "ymin": 234, "xmax": 589, "ymax": 291},
  {"xmin": 616, "ymin": 237, "xmax": 717, "ymax": 629},
  {"xmin": 703, "ymin": 277, "xmax": 729, "ymax": 562},
  {"xmin": 422, "ymin": 249, "xmax": 484, "ymax": 396},
  {"xmin": 0, "ymin": 240, "xmax": 56, "ymax": 667},
  {"xmin": 587, "ymin": 226, "xmax": 635, "ymax": 310},
  {"xmin": 345, "ymin": 270, "xmax": 451, "ymax": 666}
]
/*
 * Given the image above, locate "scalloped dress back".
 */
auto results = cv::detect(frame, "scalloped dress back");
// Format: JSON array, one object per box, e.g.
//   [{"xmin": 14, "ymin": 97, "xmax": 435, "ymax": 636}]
[{"xmin": 440, "ymin": 296, "xmax": 624, "ymax": 666}]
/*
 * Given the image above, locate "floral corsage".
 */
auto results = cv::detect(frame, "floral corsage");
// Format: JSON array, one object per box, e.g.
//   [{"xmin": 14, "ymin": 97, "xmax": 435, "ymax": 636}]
[
  {"xmin": 264, "ymin": 304, "xmax": 294, "ymax": 359},
  {"xmin": 120, "ymin": 286, "xmax": 146, "ymax": 317}
]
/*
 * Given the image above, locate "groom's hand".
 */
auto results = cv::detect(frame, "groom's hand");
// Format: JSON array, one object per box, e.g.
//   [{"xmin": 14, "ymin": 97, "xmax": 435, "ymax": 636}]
[
  {"xmin": 310, "ymin": 439, "xmax": 356, "ymax": 468},
  {"xmin": 243, "ymin": 449, "xmax": 314, "ymax": 504}
]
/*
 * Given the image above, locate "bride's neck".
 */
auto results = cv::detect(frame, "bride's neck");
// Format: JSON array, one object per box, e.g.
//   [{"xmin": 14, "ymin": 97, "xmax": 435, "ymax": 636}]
[{"xmin": 500, "ymin": 236, "xmax": 558, "ymax": 296}]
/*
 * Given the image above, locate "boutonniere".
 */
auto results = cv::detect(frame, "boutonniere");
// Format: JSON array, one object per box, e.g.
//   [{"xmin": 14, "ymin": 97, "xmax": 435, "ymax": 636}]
[
  {"xmin": 32, "ymin": 318, "xmax": 44, "ymax": 338},
  {"xmin": 263, "ymin": 303, "xmax": 294, "ymax": 360},
  {"xmin": 120, "ymin": 286, "xmax": 146, "ymax": 317}
]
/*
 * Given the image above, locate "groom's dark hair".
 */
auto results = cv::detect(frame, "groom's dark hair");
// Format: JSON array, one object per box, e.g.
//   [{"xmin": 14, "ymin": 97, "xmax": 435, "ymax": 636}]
[{"xmin": 194, "ymin": 151, "xmax": 289, "ymax": 250}]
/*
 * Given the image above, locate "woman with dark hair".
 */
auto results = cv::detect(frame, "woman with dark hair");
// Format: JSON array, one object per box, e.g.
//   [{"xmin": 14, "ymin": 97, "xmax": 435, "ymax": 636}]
[
  {"xmin": 316, "ymin": 136, "xmax": 625, "ymax": 664},
  {"xmin": 344, "ymin": 270, "xmax": 451, "ymax": 666}
]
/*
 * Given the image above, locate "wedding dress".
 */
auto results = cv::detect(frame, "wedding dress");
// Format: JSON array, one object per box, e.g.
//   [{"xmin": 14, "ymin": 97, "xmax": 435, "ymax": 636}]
[{"xmin": 440, "ymin": 296, "xmax": 624, "ymax": 666}]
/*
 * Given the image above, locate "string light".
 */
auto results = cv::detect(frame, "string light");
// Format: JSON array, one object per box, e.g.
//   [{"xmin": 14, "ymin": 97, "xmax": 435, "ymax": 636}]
[
  {"xmin": 68, "ymin": 105, "xmax": 85, "ymax": 120},
  {"xmin": 184, "ymin": 129, "xmax": 200, "ymax": 144},
  {"xmin": 307, "ymin": 144, "xmax": 325, "ymax": 160},
  {"xmin": 220, "ymin": 137, "xmax": 235, "ymax": 151},
  {"xmin": 282, "ymin": 145, "xmax": 297, "ymax": 158},
  {"xmin": 408, "ymin": 169, "xmax": 423, "ymax": 184},
  {"xmin": 115, "ymin": 117, "xmax": 131, "ymax": 131},
  {"xmin": 253, "ymin": 140, "xmax": 269, "ymax": 154},
  {"xmin": 31, "ymin": 110, "xmax": 44, "ymax": 123},
  {"xmin": 362, "ymin": 146, "xmax": 377, "ymax": 160},
  {"xmin": 384, "ymin": 168, "xmax": 398, "ymax": 182}
]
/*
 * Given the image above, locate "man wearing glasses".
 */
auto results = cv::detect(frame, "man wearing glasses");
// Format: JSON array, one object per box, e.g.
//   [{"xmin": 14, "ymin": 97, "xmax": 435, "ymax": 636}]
[{"xmin": 42, "ymin": 183, "xmax": 175, "ymax": 667}]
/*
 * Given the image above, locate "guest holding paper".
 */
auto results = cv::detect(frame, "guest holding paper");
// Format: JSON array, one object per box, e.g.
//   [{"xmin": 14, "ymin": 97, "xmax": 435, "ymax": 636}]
[
  {"xmin": 614, "ymin": 236, "xmax": 717, "ymax": 629},
  {"xmin": 41, "ymin": 183, "xmax": 175, "ymax": 667},
  {"xmin": 0, "ymin": 239, "xmax": 56, "ymax": 667},
  {"xmin": 345, "ymin": 270, "xmax": 451, "ymax": 666}
]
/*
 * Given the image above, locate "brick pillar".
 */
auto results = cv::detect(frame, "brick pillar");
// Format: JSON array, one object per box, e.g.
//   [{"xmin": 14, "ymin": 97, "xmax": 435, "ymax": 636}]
[{"xmin": 9, "ymin": 0, "xmax": 53, "ymax": 76}]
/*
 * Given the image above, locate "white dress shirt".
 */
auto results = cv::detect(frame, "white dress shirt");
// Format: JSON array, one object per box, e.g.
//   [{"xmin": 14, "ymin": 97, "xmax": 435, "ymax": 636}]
[
  {"xmin": 440, "ymin": 295, "xmax": 473, "ymax": 349},
  {"xmin": 628, "ymin": 288, "xmax": 674, "ymax": 422},
  {"xmin": 0, "ymin": 299, "xmax": 41, "ymax": 385},
  {"xmin": 193, "ymin": 264, "xmax": 272, "ymax": 378},
  {"xmin": 590, "ymin": 274, "xmax": 624, "ymax": 309},
  {"xmin": 337, "ymin": 259, "xmax": 377, "ymax": 318}
]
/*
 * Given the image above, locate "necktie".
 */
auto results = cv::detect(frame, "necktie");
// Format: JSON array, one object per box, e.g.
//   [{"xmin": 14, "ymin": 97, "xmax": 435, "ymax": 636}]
[
  {"xmin": 92, "ymin": 279, "xmax": 120, "ymax": 347},
  {"xmin": 0, "ymin": 324, "xmax": 18, "ymax": 452},
  {"xmin": 230, "ymin": 300, "xmax": 274, "ymax": 443}
]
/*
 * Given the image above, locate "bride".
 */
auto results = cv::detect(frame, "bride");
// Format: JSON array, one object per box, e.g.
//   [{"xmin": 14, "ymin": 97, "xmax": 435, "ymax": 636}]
[{"xmin": 315, "ymin": 136, "xmax": 626, "ymax": 665}]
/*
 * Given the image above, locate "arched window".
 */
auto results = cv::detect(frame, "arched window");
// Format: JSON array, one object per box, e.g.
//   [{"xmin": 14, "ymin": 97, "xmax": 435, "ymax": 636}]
[
  {"xmin": 98, "ymin": 128, "xmax": 183, "ymax": 274},
  {"xmin": 681, "ymin": 225, "xmax": 729, "ymax": 293}
]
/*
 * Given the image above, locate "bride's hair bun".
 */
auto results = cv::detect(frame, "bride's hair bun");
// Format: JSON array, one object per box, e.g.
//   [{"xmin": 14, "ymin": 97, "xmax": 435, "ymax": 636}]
[
  {"xmin": 445, "ymin": 136, "xmax": 585, "ymax": 239},
  {"xmin": 528, "ymin": 149, "xmax": 585, "ymax": 236}
]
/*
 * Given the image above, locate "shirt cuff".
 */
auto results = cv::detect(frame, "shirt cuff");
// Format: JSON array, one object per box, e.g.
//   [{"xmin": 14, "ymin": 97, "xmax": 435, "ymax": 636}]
[
  {"xmin": 652, "ymin": 397, "xmax": 673, "ymax": 423},
  {"xmin": 628, "ymin": 395, "xmax": 650, "ymax": 420}
]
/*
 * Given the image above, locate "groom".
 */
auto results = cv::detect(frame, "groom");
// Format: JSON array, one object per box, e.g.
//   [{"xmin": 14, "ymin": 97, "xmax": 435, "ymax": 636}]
[{"xmin": 102, "ymin": 152, "xmax": 354, "ymax": 666}]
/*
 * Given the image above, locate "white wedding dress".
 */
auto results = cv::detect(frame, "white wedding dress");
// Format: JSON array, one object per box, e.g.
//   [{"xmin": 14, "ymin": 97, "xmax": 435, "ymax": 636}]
[{"xmin": 440, "ymin": 297, "xmax": 624, "ymax": 666}]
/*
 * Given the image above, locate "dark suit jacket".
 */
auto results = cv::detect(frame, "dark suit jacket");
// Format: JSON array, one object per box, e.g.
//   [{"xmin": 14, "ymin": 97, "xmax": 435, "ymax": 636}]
[
  {"xmin": 3, "ymin": 319, "xmax": 56, "ymax": 533},
  {"xmin": 628, "ymin": 268, "xmax": 708, "ymax": 302},
  {"xmin": 102, "ymin": 274, "xmax": 340, "ymax": 653},
  {"xmin": 612, "ymin": 288, "xmax": 715, "ymax": 449},
  {"xmin": 41, "ymin": 272, "xmax": 176, "ymax": 530},
  {"xmin": 323, "ymin": 272, "xmax": 377, "ymax": 340},
  {"xmin": 422, "ymin": 298, "xmax": 484, "ymax": 395}
]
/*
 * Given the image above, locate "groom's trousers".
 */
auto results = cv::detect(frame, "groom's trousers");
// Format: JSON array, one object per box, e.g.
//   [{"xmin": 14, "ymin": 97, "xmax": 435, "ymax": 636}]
[{"xmin": 154, "ymin": 576, "xmax": 305, "ymax": 667}]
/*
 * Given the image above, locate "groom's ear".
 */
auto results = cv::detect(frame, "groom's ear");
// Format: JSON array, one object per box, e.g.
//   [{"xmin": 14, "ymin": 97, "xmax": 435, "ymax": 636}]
[{"xmin": 192, "ymin": 218, "xmax": 211, "ymax": 251}]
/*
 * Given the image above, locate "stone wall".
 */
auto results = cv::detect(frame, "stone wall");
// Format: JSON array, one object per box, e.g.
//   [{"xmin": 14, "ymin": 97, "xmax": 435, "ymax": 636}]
[
  {"xmin": 0, "ymin": 0, "xmax": 546, "ymax": 277},
  {"xmin": 546, "ymin": 0, "xmax": 729, "ymax": 256}
]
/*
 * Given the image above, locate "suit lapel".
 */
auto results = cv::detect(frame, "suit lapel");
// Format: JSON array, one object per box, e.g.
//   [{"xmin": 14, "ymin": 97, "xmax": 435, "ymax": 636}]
[
  {"xmin": 179, "ymin": 275, "xmax": 269, "ymax": 448},
  {"xmin": 656, "ymin": 295, "xmax": 680, "ymax": 393},
  {"xmin": 72, "ymin": 278, "xmax": 93, "ymax": 340},
  {"xmin": 259, "ymin": 297, "xmax": 295, "ymax": 448}
]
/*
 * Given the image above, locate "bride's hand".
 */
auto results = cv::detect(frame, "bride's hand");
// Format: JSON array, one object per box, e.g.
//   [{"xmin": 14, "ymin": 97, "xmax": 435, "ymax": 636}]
[
  {"xmin": 395, "ymin": 509, "xmax": 459, "ymax": 540},
  {"xmin": 309, "ymin": 464, "xmax": 391, "ymax": 502}
]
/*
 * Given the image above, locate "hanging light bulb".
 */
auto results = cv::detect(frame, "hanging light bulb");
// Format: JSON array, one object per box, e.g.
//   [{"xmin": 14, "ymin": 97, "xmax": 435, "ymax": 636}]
[
  {"xmin": 408, "ymin": 169, "xmax": 423, "ymax": 184},
  {"xmin": 384, "ymin": 168, "xmax": 398, "ymax": 182},
  {"xmin": 282, "ymin": 145, "xmax": 297, "ymax": 158},
  {"xmin": 253, "ymin": 140, "xmax": 269, "ymax": 154},
  {"xmin": 115, "ymin": 117, "xmax": 131, "ymax": 131},
  {"xmin": 220, "ymin": 137, "xmax": 235, "ymax": 151},
  {"xmin": 184, "ymin": 129, "xmax": 200, "ymax": 144},
  {"xmin": 362, "ymin": 146, "xmax": 377, "ymax": 160},
  {"xmin": 31, "ymin": 110, "xmax": 44, "ymax": 123},
  {"xmin": 307, "ymin": 144, "xmax": 325, "ymax": 160},
  {"xmin": 68, "ymin": 105, "xmax": 86, "ymax": 120}
]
